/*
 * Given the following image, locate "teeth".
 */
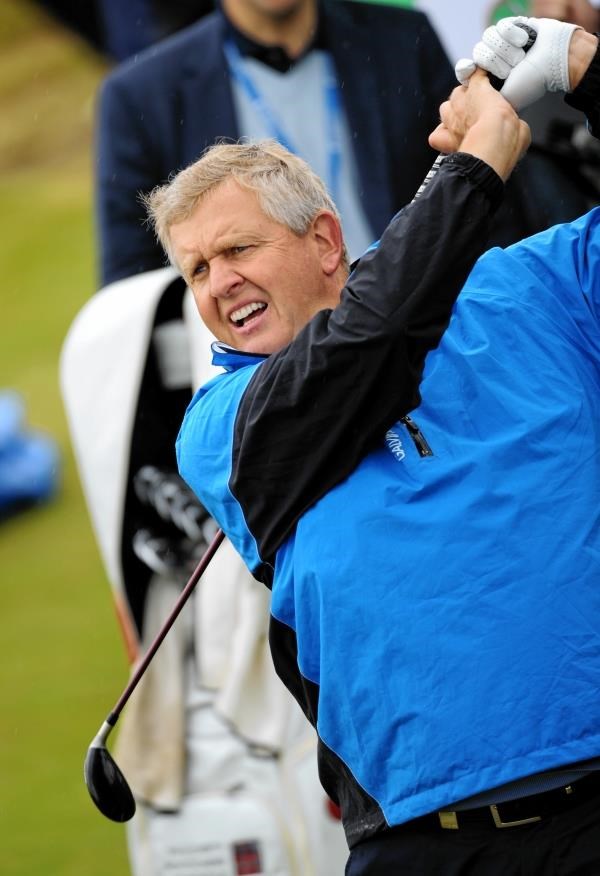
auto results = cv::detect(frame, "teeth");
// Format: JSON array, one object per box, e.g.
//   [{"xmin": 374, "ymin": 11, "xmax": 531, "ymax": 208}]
[{"xmin": 230, "ymin": 302, "xmax": 266, "ymax": 325}]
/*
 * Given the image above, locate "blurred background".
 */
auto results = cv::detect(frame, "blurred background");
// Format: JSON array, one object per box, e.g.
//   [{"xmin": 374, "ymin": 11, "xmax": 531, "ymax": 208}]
[{"xmin": 0, "ymin": 2, "xmax": 128, "ymax": 872}]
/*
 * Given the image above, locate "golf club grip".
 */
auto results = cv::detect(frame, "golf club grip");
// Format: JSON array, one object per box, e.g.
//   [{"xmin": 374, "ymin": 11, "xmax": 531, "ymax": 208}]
[
  {"xmin": 414, "ymin": 24, "xmax": 536, "ymax": 202},
  {"xmin": 108, "ymin": 527, "xmax": 226, "ymax": 724}
]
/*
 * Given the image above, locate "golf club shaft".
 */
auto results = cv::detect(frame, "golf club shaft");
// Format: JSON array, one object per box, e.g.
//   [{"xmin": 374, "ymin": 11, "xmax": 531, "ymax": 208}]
[{"xmin": 106, "ymin": 527, "xmax": 226, "ymax": 725}]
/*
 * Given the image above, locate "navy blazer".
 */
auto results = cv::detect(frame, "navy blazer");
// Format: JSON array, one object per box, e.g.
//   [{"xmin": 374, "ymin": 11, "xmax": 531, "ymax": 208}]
[{"xmin": 96, "ymin": 2, "xmax": 455, "ymax": 286}]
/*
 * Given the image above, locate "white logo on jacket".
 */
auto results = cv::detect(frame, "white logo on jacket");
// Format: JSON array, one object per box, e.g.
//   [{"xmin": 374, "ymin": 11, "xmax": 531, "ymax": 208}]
[{"xmin": 385, "ymin": 428, "xmax": 406, "ymax": 462}]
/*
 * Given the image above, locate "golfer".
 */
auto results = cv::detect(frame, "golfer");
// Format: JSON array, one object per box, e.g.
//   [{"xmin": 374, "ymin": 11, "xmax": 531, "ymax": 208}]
[{"xmin": 147, "ymin": 18, "xmax": 600, "ymax": 874}]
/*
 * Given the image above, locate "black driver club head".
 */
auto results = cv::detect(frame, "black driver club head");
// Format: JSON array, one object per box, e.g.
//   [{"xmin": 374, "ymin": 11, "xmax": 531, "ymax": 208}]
[{"xmin": 84, "ymin": 721, "xmax": 136, "ymax": 822}]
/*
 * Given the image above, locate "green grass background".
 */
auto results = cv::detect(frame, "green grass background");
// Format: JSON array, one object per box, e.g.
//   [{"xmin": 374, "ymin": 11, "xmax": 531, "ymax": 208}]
[{"xmin": 0, "ymin": 2, "xmax": 130, "ymax": 872}]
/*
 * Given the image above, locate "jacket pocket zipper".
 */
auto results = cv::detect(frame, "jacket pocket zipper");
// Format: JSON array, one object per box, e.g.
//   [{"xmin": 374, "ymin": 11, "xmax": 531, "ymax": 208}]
[{"xmin": 400, "ymin": 415, "xmax": 433, "ymax": 457}]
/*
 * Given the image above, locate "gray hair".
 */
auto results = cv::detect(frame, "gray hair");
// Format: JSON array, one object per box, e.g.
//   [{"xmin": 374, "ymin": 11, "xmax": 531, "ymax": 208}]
[{"xmin": 144, "ymin": 139, "xmax": 349, "ymax": 270}]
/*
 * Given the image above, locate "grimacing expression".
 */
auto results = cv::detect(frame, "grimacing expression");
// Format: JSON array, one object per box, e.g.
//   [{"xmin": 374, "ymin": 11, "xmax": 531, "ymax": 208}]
[{"xmin": 170, "ymin": 180, "xmax": 342, "ymax": 355}]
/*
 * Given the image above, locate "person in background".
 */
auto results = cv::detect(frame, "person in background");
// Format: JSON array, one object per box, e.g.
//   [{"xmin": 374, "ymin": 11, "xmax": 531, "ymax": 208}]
[{"xmin": 95, "ymin": 0, "xmax": 455, "ymax": 284}]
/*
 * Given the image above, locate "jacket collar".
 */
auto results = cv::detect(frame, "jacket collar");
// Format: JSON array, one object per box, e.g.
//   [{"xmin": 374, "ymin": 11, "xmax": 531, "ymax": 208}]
[{"xmin": 211, "ymin": 342, "xmax": 268, "ymax": 372}]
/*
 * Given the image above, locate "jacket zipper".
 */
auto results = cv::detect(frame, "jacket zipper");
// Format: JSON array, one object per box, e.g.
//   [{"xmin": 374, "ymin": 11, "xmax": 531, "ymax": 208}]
[{"xmin": 400, "ymin": 415, "xmax": 433, "ymax": 457}]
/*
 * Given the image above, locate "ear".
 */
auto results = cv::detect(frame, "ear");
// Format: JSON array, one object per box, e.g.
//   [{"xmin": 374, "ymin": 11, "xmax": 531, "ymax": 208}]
[{"xmin": 311, "ymin": 211, "xmax": 344, "ymax": 276}]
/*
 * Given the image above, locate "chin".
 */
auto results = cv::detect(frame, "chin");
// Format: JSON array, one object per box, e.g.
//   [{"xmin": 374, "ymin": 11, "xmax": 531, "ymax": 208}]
[
  {"xmin": 245, "ymin": 341, "xmax": 279, "ymax": 356},
  {"xmin": 242, "ymin": 333, "xmax": 290, "ymax": 356},
  {"xmin": 252, "ymin": 0, "xmax": 306, "ymax": 20}
]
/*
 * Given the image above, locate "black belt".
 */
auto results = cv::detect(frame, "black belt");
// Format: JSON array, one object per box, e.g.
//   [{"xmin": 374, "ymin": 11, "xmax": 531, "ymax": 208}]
[{"xmin": 403, "ymin": 771, "xmax": 600, "ymax": 832}]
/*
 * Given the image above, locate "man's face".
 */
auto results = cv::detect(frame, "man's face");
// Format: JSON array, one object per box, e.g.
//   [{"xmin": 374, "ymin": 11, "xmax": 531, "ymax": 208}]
[{"xmin": 170, "ymin": 180, "xmax": 340, "ymax": 355}]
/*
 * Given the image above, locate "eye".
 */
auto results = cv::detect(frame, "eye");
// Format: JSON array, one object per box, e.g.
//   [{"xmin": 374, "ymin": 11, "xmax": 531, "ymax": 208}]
[
  {"xmin": 231, "ymin": 245, "xmax": 251, "ymax": 255},
  {"xmin": 191, "ymin": 261, "xmax": 208, "ymax": 279}
]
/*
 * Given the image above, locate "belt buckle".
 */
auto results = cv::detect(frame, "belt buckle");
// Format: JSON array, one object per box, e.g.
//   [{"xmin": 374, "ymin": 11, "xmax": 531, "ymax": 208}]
[
  {"xmin": 438, "ymin": 810, "xmax": 459, "ymax": 829},
  {"xmin": 490, "ymin": 803, "xmax": 542, "ymax": 828}
]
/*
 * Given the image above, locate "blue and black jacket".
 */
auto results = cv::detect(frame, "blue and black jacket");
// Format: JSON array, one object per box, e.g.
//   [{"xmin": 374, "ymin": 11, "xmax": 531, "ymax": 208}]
[
  {"xmin": 177, "ymin": 52, "xmax": 600, "ymax": 846},
  {"xmin": 177, "ymin": 154, "xmax": 506, "ymax": 844}
]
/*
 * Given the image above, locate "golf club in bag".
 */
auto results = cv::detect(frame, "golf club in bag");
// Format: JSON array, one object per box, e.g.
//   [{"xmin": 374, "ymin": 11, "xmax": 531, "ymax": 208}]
[{"xmin": 83, "ymin": 22, "xmax": 537, "ymax": 822}]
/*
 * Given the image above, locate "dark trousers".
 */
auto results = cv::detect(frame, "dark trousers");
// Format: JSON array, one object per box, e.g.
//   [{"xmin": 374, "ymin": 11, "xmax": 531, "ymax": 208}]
[{"xmin": 345, "ymin": 792, "xmax": 600, "ymax": 875}]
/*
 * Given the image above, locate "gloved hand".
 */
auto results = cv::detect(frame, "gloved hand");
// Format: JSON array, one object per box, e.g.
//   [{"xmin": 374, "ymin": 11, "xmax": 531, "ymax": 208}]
[{"xmin": 455, "ymin": 16, "xmax": 582, "ymax": 111}]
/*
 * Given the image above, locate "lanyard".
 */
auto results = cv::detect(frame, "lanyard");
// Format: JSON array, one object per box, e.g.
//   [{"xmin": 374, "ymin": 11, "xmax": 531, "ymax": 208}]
[{"xmin": 224, "ymin": 39, "xmax": 343, "ymax": 202}]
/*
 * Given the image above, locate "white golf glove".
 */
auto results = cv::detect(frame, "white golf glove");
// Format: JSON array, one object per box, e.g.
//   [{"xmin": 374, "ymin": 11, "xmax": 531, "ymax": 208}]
[{"xmin": 455, "ymin": 16, "xmax": 582, "ymax": 111}]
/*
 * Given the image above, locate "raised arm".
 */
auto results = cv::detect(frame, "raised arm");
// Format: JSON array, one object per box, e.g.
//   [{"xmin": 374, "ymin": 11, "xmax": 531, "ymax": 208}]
[{"xmin": 182, "ymin": 75, "xmax": 533, "ymax": 567}]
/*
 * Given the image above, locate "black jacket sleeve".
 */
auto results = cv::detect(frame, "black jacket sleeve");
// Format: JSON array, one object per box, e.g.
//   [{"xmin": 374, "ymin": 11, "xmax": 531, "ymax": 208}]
[{"xmin": 230, "ymin": 154, "xmax": 504, "ymax": 562}]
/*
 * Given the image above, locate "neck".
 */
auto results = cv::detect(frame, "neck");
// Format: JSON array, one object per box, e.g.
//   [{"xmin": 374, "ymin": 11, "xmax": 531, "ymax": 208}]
[{"xmin": 222, "ymin": 0, "xmax": 317, "ymax": 58}]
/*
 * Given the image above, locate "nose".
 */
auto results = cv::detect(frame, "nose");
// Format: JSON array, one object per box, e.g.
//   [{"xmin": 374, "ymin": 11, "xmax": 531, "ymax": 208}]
[{"xmin": 209, "ymin": 256, "xmax": 243, "ymax": 300}]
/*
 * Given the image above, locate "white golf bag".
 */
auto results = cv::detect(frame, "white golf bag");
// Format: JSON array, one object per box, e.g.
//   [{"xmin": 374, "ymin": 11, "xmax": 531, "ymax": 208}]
[{"xmin": 60, "ymin": 269, "xmax": 348, "ymax": 875}]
